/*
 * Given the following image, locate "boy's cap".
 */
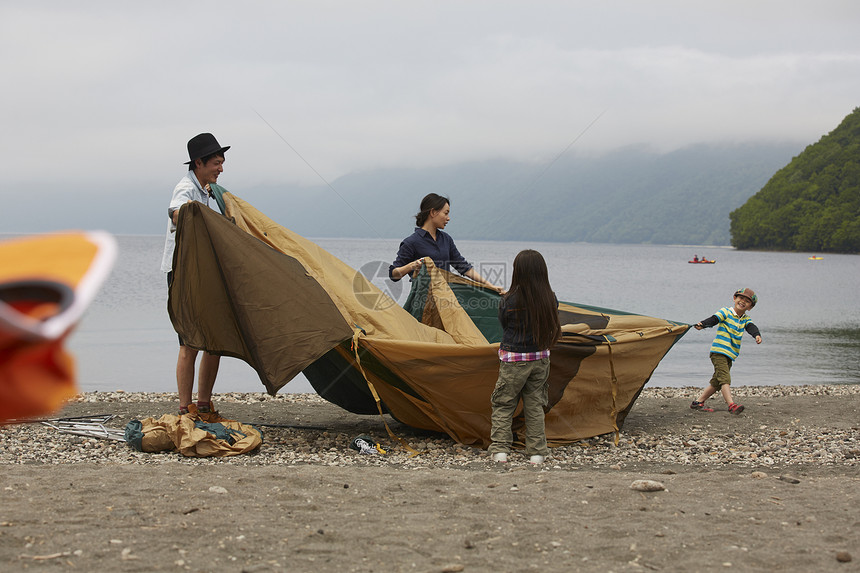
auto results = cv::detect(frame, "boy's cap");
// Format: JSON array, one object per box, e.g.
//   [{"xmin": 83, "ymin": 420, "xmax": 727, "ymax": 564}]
[{"xmin": 734, "ymin": 287, "xmax": 757, "ymax": 308}]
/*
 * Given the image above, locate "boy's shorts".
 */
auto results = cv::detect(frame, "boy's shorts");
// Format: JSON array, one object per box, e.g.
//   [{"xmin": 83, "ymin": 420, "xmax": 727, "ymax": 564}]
[{"xmin": 708, "ymin": 352, "xmax": 733, "ymax": 389}]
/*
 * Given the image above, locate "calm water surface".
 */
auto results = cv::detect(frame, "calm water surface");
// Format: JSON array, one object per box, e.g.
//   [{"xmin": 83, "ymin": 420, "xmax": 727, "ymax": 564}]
[{"xmin": 68, "ymin": 235, "xmax": 860, "ymax": 393}]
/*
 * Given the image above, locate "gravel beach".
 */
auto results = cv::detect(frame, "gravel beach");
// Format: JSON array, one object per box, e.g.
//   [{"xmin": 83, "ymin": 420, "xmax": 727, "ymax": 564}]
[{"xmin": 1, "ymin": 384, "xmax": 858, "ymax": 572}]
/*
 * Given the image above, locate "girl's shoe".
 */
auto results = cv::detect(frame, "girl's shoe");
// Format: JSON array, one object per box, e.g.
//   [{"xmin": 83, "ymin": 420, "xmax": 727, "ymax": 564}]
[
  {"xmin": 690, "ymin": 401, "xmax": 714, "ymax": 412},
  {"xmin": 529, "ymin": 455, "xmax": 545, "ymax": 465},
  {"xmin": 728, "ymin": 403, "xmax": 745, "ymax": 414},
  {"xmin": 491, "ymin": 452, "xmax": 508, "ymax": 463}
]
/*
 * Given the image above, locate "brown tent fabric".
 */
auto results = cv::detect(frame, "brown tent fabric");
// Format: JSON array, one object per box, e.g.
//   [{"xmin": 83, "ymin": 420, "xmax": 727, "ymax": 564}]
[
  {"xmin": 169, "ymin": 204, "xmax": 355, "ymax": 393},
  {"xmin": 169, "ymin": 194, "xmax": 689, "ymax": 447}
]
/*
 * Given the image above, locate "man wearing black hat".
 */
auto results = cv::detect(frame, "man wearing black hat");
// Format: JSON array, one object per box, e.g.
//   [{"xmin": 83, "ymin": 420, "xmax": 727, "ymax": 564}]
[{"xmin": 160, "ymin": 133, "xmax": 230, "ymax": 415}]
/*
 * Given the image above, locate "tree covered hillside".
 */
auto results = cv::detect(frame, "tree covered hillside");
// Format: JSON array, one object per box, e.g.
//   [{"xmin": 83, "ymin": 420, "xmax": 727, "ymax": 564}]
[{"xmin": 730, "ymin": 107, "xmax": 860, "ymax": 253}]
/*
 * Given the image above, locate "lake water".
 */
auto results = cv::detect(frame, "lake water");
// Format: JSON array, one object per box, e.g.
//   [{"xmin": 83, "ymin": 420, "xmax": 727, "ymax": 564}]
[{"xmin": 67, "ymin": 234, "xmax": 860, "ymax": 394}]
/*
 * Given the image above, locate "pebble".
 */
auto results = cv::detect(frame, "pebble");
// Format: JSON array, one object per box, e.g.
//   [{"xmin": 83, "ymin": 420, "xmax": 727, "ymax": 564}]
[
  {"xmin": 630, "ymin": 480, "xmax": 665, "ymax": 492},
  {"xmin": 0, "ymin": 386, "xmax": 858, "ymax": 470},
  {"xmin": 836, "ymin": 551, "xmax": 852, "ymax": 563}
]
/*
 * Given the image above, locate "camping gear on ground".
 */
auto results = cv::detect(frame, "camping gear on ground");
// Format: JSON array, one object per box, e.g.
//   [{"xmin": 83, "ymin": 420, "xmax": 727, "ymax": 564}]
[
  {"xmin": 169, "ymin": 191, "xmax": 689, "ymax": 448},
  {"xmin": 125, "ymin": 405, "xmax": 262, "ymax": 457},
  {"xmin": 349, "ymin": 434, "xmax": 384, "ymax": 455},
  {"xmin": 40, "ymin": 414, "xmax": 126, "ymax": 441},
  {"xmin": 0, "ymin": 232, "xmax": 116, "ymax": 424}
]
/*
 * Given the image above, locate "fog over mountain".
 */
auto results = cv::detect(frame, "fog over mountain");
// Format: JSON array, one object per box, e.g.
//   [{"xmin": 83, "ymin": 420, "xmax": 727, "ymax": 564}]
[
  {"xmin": 2, "ymin": 3, "xmax": 857, "ymax": 241},
  {"xmin": 4, "ymin": 141, "xmax": 802, "ymax": 246},
  {"xmin": 244, "ymin": 141, "xmax": 804, "ymax": 246}
]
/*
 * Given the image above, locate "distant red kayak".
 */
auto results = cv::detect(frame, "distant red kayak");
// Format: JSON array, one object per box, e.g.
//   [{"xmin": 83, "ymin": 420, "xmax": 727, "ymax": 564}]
[{"xmin": 688, "ymin": 259, "xmax": 715, "ymax": 264}]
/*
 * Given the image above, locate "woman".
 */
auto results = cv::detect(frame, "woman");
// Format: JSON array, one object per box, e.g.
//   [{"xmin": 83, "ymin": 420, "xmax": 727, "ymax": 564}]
[{"xmin": 389, "ymin": 193, "xmax": 503, "ymax": 293}]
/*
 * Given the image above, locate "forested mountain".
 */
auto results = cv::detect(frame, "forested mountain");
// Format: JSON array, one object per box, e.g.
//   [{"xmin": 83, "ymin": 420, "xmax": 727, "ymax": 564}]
[
  {"xmin": 730, "ymin": 107, "xmax": 860, "ymax": 253},
  {"xmin": 255, "ymin": 142, "xmax": 800, "ymax": 245}
]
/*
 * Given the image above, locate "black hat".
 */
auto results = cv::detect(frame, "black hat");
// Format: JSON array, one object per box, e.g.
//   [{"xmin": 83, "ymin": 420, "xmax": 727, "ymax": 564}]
[{"xmin": 185, "ymin": 133, "xmax": 230, "ymax": 165}]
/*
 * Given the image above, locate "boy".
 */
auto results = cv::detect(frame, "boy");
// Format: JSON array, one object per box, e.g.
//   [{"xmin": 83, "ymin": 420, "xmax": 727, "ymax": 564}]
[{"xmin": 690, "ymin": 287, "xmax": 762, "ymax": 414}]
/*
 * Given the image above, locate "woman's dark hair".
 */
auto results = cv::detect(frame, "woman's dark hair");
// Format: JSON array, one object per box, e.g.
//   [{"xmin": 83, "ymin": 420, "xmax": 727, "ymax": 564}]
[
  {"xmin": 505, "ymin": 249, "xmax": 561, "ymax": 350},
  {"xmin": 414, "ymin": 193, "xmax": 450, "ymax": 227}
]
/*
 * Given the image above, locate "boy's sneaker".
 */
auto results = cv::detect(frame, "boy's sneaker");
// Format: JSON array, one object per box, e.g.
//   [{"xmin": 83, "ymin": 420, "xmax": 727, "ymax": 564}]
[
  {"xmin": 690, "ymin": 401, "xmax": 714, "ymax": 412},
  {"xmin": 529, "ymin": 455, "xmax": 545, "ymax": 465},
  {"xmin": 491, "ymin": 452, "xmax": 508, "ymax": 463},
  {"xmin": 728, "ymin": 403, "xmax": 745, "ymax": 414}
]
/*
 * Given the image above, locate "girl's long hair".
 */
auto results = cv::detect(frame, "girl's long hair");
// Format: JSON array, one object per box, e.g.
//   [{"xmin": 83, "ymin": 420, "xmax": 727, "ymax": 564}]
[{"xmin": 505, "ymin": 249, "xmax": 561, "ymax": 350}]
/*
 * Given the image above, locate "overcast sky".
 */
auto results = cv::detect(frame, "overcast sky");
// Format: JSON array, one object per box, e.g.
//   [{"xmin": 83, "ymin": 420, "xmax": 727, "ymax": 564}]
[{"xmin": 2, "ymin": 1, "xmax": 859, "ymax": 233}]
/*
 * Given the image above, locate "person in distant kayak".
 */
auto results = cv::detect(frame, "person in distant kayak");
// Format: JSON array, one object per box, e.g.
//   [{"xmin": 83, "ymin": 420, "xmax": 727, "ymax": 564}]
[
  {"xmin": 690, "ymin": 287, "xmax": 762, "ymax": 414},
  {"xmin": 389, "ymin": 193, "xmax": 504, "ymax": 293},
  {"xmin": 160, "ymin": 133, "xmax": 229, "ymax": 416}
]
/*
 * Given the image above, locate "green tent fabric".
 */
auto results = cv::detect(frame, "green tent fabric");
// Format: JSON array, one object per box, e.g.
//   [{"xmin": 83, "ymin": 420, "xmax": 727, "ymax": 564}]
[
  {"xmin": 169, "ymin": 193, "xmax": 689, "ymax": 447},
  {"xmin": 404, "ymin": 266, "xmax": 504, "ymax": 343}
]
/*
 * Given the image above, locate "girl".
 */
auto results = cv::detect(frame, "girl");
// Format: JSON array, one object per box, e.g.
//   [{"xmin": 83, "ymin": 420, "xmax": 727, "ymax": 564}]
[
  {"xmin": 388, "ymin": 193, "xmax": 503, "ymax": 293},
  {"xmin": 489, "ymin": 249, "xmax": 561, "ymax": 464}
]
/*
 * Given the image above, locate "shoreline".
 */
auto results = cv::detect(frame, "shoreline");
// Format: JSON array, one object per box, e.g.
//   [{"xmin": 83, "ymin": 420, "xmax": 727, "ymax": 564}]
[
  {"xmin": 70, "ymin": 382, "xmax": 860, "ymax": 401},
  {"xmin": 2, "ymin": 384, "xmax": 858, "ymax": 471}
]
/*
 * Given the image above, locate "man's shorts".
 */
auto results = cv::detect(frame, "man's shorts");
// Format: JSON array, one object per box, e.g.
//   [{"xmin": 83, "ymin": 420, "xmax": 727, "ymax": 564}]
[
  {"xmin": 708, "ymin": 352, "xmax": 733, "ymax": 389},
  {"xmin": 167, "ymin": 271, "xmax": 184, "ymax": 346}
]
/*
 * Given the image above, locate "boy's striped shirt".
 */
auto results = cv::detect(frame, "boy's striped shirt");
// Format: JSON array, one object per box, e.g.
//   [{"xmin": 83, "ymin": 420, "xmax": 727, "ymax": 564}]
[{"xmin": 709, "ymin": 306, "xmax": 753, "ymax": 361}]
